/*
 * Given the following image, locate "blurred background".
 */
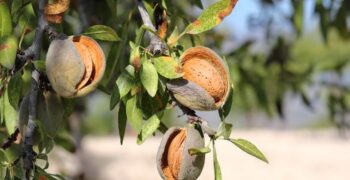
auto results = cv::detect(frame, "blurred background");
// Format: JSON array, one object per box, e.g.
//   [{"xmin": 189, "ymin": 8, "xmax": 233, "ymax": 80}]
[{"xmin": 37, "ymin": 0, "xmax": 350, "ymax": 179}]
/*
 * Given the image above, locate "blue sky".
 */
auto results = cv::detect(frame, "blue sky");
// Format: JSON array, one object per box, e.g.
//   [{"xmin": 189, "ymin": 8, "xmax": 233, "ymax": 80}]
[{"xmin": 210, "ymin": 0, "xmax": 318, "ymax": 41}]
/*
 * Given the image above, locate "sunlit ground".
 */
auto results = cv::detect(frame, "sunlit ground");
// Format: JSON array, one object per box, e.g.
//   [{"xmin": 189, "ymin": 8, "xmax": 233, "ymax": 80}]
[{"xmin": 47, "ymin": 129, "xmax": 350, "ymax": 180}]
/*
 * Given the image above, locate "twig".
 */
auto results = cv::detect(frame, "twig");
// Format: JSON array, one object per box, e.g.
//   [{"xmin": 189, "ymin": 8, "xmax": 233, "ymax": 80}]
[
  {"xmin": 137, "ymin": 0, "xmax": 166, "ymax": 55},
  {"xmin": 1, "ymin": 128, "xmax": 20, "ymax": 150},
  {"xmin": 77, "ymin": 0, "xmax": 90, "ymax": 29},
  {"xmin": 170, "ymin": 93, "xmax": 217, "ymax": 136}
]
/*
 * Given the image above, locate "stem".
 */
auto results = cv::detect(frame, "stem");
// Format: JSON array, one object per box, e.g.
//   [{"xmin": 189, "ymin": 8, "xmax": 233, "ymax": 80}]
[
  {"xmin": 1, "ymin": 128, "xmax": 20, "ymax": 150},
  {"xmin": 137, "ymin": 0, "xmax": 166, "ymax": 55},
  {"xmin": 169, "ymin": 92, "xmax": 217, "ymax": 136}
]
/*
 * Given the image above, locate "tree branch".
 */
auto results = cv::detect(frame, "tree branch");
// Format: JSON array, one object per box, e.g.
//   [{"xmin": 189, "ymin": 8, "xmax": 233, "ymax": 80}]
[
  {"xmin": 12, "ymin": 2, "xmax": 60, "ymax": 76},
  {"xmin": 137, "ymin": 0, "xmax": 166, "ymax": 55},
  {"xmin": 23, "ymin": 71, "xmax": 40, "ymax": 179},
  {"xmin": 21, "ymin": 0, "xmax": 49, "ymax": 178}
]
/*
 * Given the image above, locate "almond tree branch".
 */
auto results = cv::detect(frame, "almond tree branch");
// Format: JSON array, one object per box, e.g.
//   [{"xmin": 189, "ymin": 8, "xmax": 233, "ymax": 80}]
[
  {"xmin": 137, "ymin": 0, "xmax": 166, "ymax": 55},
  {"xmin": 23, "ymin": 71, "xmax": 40, "ymax": 180},
  {"xmin": 21, "ymin": 0, "xmax": 48, "ymax": 179},
  {"xmin": 12, "ymin": 4, "xmax": 59, "ymax": 75}
]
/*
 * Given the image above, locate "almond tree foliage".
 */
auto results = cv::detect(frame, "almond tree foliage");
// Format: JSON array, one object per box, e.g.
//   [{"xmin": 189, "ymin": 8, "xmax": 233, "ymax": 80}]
[{"xmin": 0, "ymin": 0, "xmax": 348, "ymax": 179}]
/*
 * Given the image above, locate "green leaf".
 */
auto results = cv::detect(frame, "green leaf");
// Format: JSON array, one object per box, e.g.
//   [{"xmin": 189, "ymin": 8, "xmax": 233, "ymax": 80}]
[
  {"xmin": 37, "ymin": 153, "xmax": 49, "ymax": 169},
  {"xmin": 7, "ymin": 73, "xmax": 23, "ymax": 109},
  {"xmin": 118, "ymin": 102, "xmax": 127, "ymax": 145},
  {"xmin": 2, "ymin": 89, "xmax": 17, "ymax": 134},
  {"xmin": 126, "ymin": 96, "xmax": 143, "ymax": 133},
  {"xmin": 184, "ymin": 0, "xmax": 238, "ymax": 34},
  {"xmin": 301, "ymin": 91, "xmax": 312, "ymax": 108},
  {"xmin": 141, "ymin": 60, "xmax": 158, "ymax": 97},
  {"xmin": 188, "ymin": 147, "xmax": 211, "ymax": 156},
  {"xmin": 0, "ymin": 1, "xmax": 12, "ymax": 37},
  {"xmin": 292, "ymin": 1, "xmax": 303, "ymax": 35},
  {"xmin": 135, "ymin": 27, "xmax": 145, "ymax": 46},
  {"xmin": 61, "ymin": 98, "xmax": 75, "ymax": 119},
  {"xmin": 83, "ymin": 25, "xmax": 120, "ymax": 41},
  {"xmin": 105, "ymin": 0, "xmax": 118, "ymax": 21},
  {"xmin": 110, "ymin": 85, "xmax": 120, "ymax": 110},
  {"xmin": 215, "ymin": 122, "xmax": 232, "ymax": 139},
  {"xmin": 228, "ymin": 138, "xmax": 268, "ymax": 163},
  {"xmin": 54, "ymin": 131, "xmax": 76, "ymax": 152},
  {"xmin": 33, "ymin": 60, "xmax": 46, "ymax": 72},
  {"xmin": 125, "ymin": 65, "xmax": 136, "ymax": 78},
  {"xmin": 153, "ymin": 56, "xmax": 183, "ymax": 79},
  {"xmin": 143, "ymin": 1, "xmax": 155, "ymax": 24},
  {"xmin": 219, "ymin": 86, "xmax": 233, "ymax": 120},
  {"xmin": 18, "ymin": 94, "xmax": 29, "ymax": 135},
  {"xmin": 213, "ymin": 141, "xmax": 222, "ymax": 180},
  {"xmin": 137, "ymin": 115, "xmax": 160, "ymax": 144},
  {"xmin": 0, "ymin": 35, "xmax": 18, "ymax": 69},
  {"xmin": 11, "ymin": 0, "xmax": 32, "ymax": 24},
  {"xmin": 140, "ymin": 91, "xmax": 168, "ymax": 118},
  {"xmin": 34, "ymin": 165, "xmax": 65, "ymax": 180},
  {"xmin": 116, "ymin": 72, "xmax": 134, "ymax": 98},
  {"xmin": 37, "ymin": 91, "xmax": 64, "ymax": 138},
  {"xmin": 0, "ymin": 94, "xmax": 4, "ymax": 124},
  {"xmin": 0, "ymin": 150, "xmax": 7, "ymax": 179},
  {"xmin": 315, "ymin": 3, "xmax": 329, "ymax": 43}
]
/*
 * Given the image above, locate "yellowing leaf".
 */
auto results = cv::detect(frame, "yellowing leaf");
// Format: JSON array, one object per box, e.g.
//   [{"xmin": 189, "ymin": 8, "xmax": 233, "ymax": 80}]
[
  {"xmin": 0, "ymin": 35, "xmax": 18, "ymax": 69},
  {"xmin": 153, "ymin": 56, "xmax": 183, "ymax": 79},
  {"xmin": 167, "ymin": 26, "xmax": 179, "ymax": 46},
  {"xmin": 157, "ymin": 9, "xmax": 168, "ymax": 39},
  {"xmin": 185, "ymin": 0, "xmax": 238, "ymax": 34}
]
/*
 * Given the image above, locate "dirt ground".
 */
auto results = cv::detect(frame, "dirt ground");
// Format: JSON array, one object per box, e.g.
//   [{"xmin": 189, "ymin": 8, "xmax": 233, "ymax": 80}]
[{"xmin": 48, "ymin": 130, "xmax": 350, "ymax": 180}]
